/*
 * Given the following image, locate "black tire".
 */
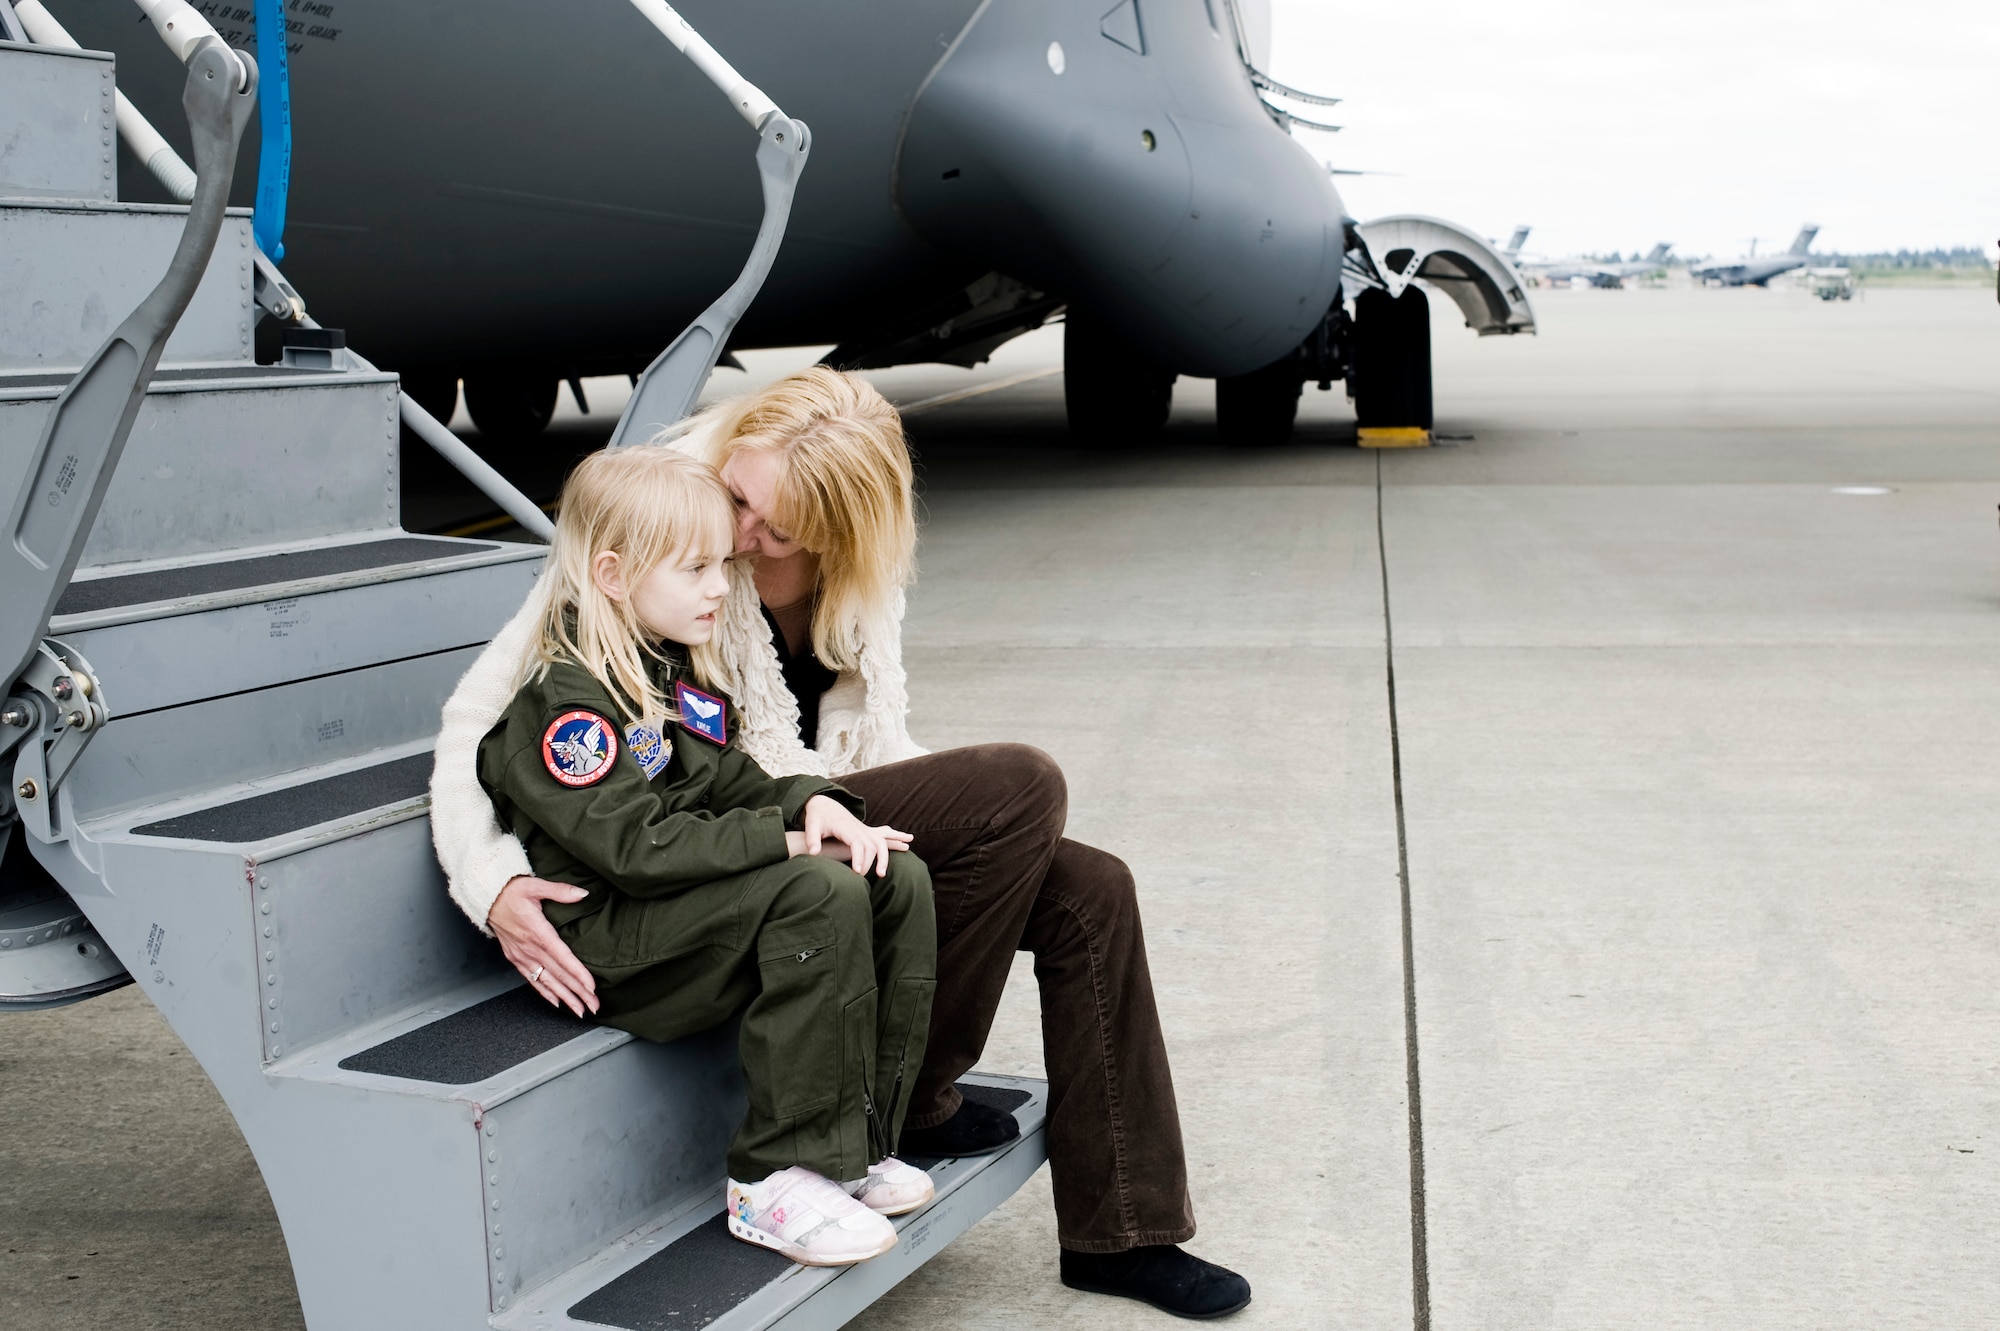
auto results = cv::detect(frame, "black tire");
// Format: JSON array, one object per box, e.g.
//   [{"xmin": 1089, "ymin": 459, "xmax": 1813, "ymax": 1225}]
[
  {"xmin": 1064, "ymin": 309, "xmax": 1176, "ymax": 445},
  {"xmin": 1351, "ymin": 286, "xmax": 1433, "ymax": 431},
  {"xmin": 398, "ymin": 370, "xmax": 460, "ymax": 425},
  {"xmin": 463, "ymin": 372, "xmax": 557, "ymax": 443},
  {"xmin": 1216, "ymin": 358, "xmax": 1303, "ymax": 447}
]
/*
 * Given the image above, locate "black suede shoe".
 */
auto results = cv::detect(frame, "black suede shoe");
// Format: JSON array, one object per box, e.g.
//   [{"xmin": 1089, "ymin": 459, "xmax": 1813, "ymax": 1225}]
[
  {"xmin": 1060, "ymin": 1245, "xmax": 1252, "ymax": 1320},
  {"xmin": 897, "ymin": 1097, "xmax": 1021, "ymax": 1158}
]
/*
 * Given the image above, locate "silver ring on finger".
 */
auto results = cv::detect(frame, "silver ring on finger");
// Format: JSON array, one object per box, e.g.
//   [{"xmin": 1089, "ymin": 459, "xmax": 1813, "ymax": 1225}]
[{"xmin": 530, "ymin": 965, "xmax": 545, "ymax": 983}]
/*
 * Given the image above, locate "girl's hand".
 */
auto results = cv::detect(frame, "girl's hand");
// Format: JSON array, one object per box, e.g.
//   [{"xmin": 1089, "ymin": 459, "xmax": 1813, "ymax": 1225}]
[
  {"xmin": 799, "ymin": 794, "xmax": 912, "ymax": 877},
  {"xmin": 489, "ymin": 875, "xmax": 599, "ymax": 1017}
]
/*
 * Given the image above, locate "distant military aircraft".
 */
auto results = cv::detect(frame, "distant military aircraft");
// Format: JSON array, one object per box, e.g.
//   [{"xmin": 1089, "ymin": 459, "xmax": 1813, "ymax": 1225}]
[
  {"xmin": 1509, "ymin": 230, "xmax": 1674, "ymax": 288},
  {"xmin": 50, "ymin": 0, "xmax": 1533, "ymax": 449},
  {"xmin": 1689, "ymin": 225, "xmax": 1820, "ymax": 287}
]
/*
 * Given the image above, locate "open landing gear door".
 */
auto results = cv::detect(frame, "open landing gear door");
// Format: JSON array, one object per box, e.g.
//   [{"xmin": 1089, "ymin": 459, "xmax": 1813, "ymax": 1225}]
[{"xmin": 1352, "ymin": 214, "xmax": 1536, "ymax": 337}]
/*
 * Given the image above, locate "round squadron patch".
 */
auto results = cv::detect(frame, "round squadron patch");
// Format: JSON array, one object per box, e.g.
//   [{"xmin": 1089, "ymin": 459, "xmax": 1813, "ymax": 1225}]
[{"xmin": 542, "ymin": 710, "xmax": 618, "ymax": 788}]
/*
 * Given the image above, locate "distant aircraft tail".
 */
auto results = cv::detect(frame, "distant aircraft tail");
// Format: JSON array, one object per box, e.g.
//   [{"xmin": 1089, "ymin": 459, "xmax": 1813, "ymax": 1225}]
[
  {"xmin": 1788, "ymin": 225, "xmax": 1819, "ymax": 256},
  {"xmin": 1644, "ymin": 242, "xmax": 1673, "ymax": 263},
  {"xmin": 1505, "ymin": 225, "xmax": 1530, "ymax": 256}
]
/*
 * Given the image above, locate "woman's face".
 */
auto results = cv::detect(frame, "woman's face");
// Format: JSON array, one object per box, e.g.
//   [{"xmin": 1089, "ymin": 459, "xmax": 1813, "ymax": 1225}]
[{"xmin": 719, "ymin": 449, "xmax": 805, "ymax": 561}]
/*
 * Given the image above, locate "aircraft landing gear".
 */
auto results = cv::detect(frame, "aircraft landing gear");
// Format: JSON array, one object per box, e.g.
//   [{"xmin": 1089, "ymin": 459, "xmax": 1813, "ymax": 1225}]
[
  {"xmin": 1064, "ymin": 309, "xmax": 1176, "ymax": 445},
  {"xmin": 464, "ymin": 372, "xmax": 557, "ymax": 443},
  {"xmin": 1216, "ymin": 359, "xmax": 1304, "ymax": 447},
  {"xmin": 1351, "ymin": 286, "xmax": 1433, "ymax": 433}
]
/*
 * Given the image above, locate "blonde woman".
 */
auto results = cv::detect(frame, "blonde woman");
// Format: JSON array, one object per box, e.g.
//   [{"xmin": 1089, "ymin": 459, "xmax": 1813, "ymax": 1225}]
[{"xmin": 430, "ymin": 368, "xmax": 1251, "ymax": 1318}]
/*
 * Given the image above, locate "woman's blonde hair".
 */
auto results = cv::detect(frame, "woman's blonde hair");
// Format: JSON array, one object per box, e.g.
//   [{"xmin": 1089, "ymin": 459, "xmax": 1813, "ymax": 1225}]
[
  {"xmin": 695, "ymin": 366, "xmax": 915, "ymax": 672},
  {"xmin": 522, "ymin": 446, "xmax": 735, "ymax": 725}
]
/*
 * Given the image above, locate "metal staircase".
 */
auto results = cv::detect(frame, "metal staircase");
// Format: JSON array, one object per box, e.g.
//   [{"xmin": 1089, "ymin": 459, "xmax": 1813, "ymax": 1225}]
[{"xmin": 0, "ymin": 12, "xmax": 1047, "ymax": 1331}]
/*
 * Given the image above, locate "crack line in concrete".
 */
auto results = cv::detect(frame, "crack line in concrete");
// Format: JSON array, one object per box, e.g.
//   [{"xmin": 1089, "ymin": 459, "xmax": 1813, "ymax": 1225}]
[{"xmin": 1376, "ymin": 450, "xmax": 1432, "ymax": 1331}]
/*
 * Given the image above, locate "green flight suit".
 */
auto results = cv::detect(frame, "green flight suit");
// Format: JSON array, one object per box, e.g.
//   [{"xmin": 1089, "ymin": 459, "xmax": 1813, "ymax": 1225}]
[{"xmin": 477, "ymin": 649, "xmax": 936, "ymax": 1183}]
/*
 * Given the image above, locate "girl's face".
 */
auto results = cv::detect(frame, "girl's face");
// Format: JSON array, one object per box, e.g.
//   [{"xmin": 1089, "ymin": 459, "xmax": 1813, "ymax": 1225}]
[
  {"xmin": 597, "ymin": 545, "xmax": 732, "ymax": 645},
  {"xmin": 719, "ymin": 448, "xmax": 805, "ymax": 560}
]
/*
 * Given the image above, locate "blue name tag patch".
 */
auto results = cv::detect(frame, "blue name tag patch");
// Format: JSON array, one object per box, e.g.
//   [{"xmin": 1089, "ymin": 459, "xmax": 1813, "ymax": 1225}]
[
  {"xmin": 674, "ymin": 680, "xmax": 729, "ymax": 745},
  {"xmin": 626, "ymin": 722, "xmax": 671, "ymax": 779}
]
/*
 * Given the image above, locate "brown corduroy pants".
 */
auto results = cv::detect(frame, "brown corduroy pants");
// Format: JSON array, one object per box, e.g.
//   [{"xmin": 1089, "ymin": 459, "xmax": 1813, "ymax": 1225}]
[{"xmin": 841, "ymin": 744, "xmax": 1196, "ymax": 1253}]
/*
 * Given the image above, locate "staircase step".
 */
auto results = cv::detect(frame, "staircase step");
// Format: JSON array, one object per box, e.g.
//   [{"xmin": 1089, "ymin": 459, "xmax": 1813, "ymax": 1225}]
[
  {"xmin": 0, "ymin": 40, "xmax": 118, "ymax": 204},
  {"xmin": 55, "ymin": 534, "xmax": 503, "ymax": 620},
  {"xmin": 131, "ymin": 750, "xmax": 434, "ymax": 842},
  {"xmin": 338, "ymin": 982, "xmax": 605, "ymax": 1086},
  {"xmin": 0, "ymin": 199, "xmax": 254, "ymax": 369},
  {"xmin": 55, "ymin": 535, "xmax": 539, "ymax": 717},
  {"xmin": 68, "ymin": 647, "xmax": 483, "ymax": 825},
  {"xmin": 491, "ymin": 1075, "xmax": 1049, "ymax": 1330},
  {"xmin": 0, "ymin": 366, "xmax": 404, "ymax": 566}
]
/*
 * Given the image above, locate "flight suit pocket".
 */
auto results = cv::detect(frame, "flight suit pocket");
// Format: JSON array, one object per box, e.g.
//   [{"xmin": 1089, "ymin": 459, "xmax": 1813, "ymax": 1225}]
[{"xmin": 750, "ymin": 924, "xmax": 839, "ymax": 1118}]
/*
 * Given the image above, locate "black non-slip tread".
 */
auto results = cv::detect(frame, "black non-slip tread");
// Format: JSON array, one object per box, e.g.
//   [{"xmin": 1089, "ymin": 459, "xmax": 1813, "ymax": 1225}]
[
  {"xmin": 131, "ymin": 752, "xmax": 433, "ymax": 843},
  {"xmin": 568, "ymin": 1214, "xmax": 791, "ymax": 1331},
  {"xmin": 55, "ymin": 537, "xmax": 497, "ymax": 615},
  {"xmin": 338, "ymin": 983, "xmax": 594, "ymax": 1085}
]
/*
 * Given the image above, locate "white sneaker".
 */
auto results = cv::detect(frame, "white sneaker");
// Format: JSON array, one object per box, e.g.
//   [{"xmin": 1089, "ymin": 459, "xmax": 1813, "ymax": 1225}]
[
  {"xmin": 845, "ymin": 1156, "xmax": 935, "ymax": 1216},
  {"xmin": 727, "ymin": 1167, "xmax": 898, "ymax": 1266}
]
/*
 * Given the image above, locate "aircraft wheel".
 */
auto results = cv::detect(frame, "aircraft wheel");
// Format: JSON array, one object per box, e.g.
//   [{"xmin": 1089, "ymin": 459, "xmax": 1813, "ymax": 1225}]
[
  {"xmin": 398, "ymin": 370, "xmax": 460, "ymax": 426},
  {"xmin": 464, "ymin": 373, "xmax": 557, "ymax": 443},
  {"xmin": 1064, "ymin": 310, "xmax": 1176, "ymax": 444},
  {"xmin": 1351, "ymin": 287, "xmax": 1433, "ymax": 431},
  {"xmin": 1216, "ymin": 359, "xmax": 1303, "ymax": 447}
]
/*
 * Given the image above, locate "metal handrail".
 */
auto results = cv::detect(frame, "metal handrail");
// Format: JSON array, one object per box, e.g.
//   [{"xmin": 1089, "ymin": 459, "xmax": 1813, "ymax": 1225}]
[{"xmin": 609, "ymin": 0, "xmax": 810, "ymax": 445}]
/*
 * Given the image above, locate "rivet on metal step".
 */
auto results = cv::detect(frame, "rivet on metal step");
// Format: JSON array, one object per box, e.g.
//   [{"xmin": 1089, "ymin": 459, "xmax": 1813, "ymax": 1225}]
[
  {"xmin": 263, "ymin": 927, "xmax": 273, "ymax": 939},
  {"xmin": 487, "ymin": 1150, "xmax": 498, "ymax": 1163},
  {"xmin": 270, "ymin": 1022, "xmax": 280, "ymax": 1033},
  {"xmin": 485, "ymin": 1125, "xmax": 496, "ymax": 1137},
  {"xmin": 268, "ymin": 997, "xmax": 278, "ymax": 1010},
  {"xmin": 490, "ymin": 1199, "xmax": 501, "ymax": 1212},
  {"xmin": 271, "ymin": 1046, "xmax": 282, "ymax": 1057},
  {"xmin": 260, "ymin": 902, "xmax": 271, "ymax": 914},
  {"xmin": 264, "ymin": 951, "xmax": 275, "ymax": 962},
  {"xmin": 266, "ymin": 974, "xmax": 277, "ymax": 986},
  {"xmin": 489, "ymin": 1174, "xmax": 499, "ymax": 1187},
  {"xmin": 494, "ymin": 1247, "xmax": 505, "ymax": 1261},
  {"xmin": 496, "ymin": 1298, "xmax": 508, "ymax": 1311}
]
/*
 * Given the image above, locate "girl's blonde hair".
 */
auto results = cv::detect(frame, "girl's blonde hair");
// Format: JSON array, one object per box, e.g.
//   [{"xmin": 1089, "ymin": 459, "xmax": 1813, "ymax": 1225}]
[
  {"xmin": 695, "ymin": 366, "xmax": 915, "ymax": 672},
  {"xmin": 523, "ymin": 446, "xmax": 735, "ymax": 725}
]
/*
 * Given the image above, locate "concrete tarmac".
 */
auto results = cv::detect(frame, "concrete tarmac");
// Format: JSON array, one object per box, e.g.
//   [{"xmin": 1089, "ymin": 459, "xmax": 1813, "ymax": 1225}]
[{"xmin": 3, "ymin": 285, "xmax": 1996, "ymax": 1329}]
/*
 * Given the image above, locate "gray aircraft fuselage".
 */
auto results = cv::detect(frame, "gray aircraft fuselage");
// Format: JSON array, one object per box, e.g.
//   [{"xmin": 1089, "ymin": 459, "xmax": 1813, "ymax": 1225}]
[{"xmin": 53, "ymin": 0, "xmax": 1347, "ymax": 381}]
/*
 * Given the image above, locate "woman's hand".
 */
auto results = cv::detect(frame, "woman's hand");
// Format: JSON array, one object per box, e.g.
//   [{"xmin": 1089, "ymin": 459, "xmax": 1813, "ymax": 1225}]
[
  {"xmin": 488, "ymin": 876, "xmax": 599, "ymax": 1017},
  {"xmin": 796, "ymin": 794, "xmax": 912, "ymax": 877}
]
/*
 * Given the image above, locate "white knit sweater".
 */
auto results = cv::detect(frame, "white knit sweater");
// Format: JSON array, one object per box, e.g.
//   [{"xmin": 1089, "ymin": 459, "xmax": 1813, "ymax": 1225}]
[{"xmin": 429, "ymin": 520, "xmax": 926, "ymax": 933}]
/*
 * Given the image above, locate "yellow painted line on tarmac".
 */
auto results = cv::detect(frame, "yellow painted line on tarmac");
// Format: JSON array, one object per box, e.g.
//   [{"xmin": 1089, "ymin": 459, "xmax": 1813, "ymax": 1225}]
[
  {"xmin": 1357, "ymin": 426, "xmax": 1432, "ymax": 449},
  {"xmin": 895, "ymin": 366, "xmax": 1063, "ymax": 417}
]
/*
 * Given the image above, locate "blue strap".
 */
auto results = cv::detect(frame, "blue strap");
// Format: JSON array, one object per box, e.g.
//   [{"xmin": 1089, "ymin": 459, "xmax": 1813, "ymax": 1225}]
[{"xmin": 252, "ymin": 0, "xmax": 291, "ymax": 262}]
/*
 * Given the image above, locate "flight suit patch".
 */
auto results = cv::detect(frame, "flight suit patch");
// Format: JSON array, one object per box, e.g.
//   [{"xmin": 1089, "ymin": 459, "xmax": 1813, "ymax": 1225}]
[
  {"xmin": 543, "ymin": 710, "xmax": 618, "ymax": 787},
  {"xmin": 674, "ymin": 680, "xmax": 729, "ymax": 745},
  {"xmin": 626, "ymin": 722, "xmax": 671, "ymax": 779}
]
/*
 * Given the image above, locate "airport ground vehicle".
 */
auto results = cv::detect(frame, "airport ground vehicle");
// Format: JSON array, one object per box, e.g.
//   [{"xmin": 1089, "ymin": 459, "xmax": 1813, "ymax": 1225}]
[{"xmin": 0, "ymin": 7, "xmax": 1047, "ymax": 1328}]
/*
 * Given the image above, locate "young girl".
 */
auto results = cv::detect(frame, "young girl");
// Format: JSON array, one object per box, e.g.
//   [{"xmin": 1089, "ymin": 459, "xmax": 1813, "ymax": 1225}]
[{"xmin": 474, "ymin": 445, "xmax": 938, "ymax": 1267}]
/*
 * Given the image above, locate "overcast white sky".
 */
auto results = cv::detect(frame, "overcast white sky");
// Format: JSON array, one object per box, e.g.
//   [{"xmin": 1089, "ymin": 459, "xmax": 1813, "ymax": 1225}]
[{"xmin": 1265, "ymin": 0, "xmax": 2000, "ymax": 260}]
